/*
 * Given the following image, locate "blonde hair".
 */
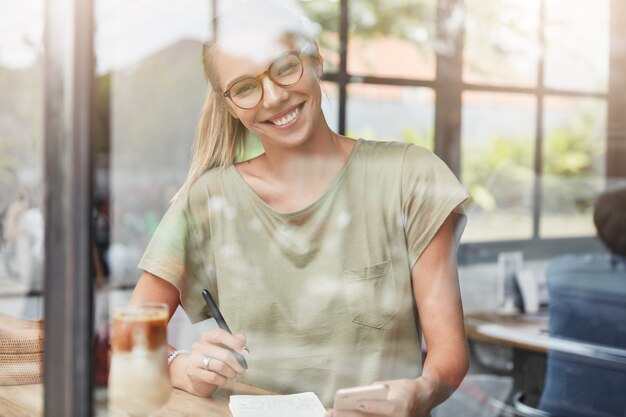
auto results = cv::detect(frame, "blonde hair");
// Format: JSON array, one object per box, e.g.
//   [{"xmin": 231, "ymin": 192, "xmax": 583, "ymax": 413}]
[
  {"xmin": 172, "ymin": 2, "xmax": 320, "ymax": 202},
  {"xmin": 172, "ymin": 41, "xmax": 247, "ymax": 202}
]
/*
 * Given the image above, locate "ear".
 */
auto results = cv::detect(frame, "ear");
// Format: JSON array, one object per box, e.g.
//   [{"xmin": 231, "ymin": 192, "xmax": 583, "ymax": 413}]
[
  {"xmin": 312, "ymin": 45, "xmax": 324, "ymax": 78},
  {"xmin": 314, "ymin": 53, "xmax": 324, "ymax": 78}
]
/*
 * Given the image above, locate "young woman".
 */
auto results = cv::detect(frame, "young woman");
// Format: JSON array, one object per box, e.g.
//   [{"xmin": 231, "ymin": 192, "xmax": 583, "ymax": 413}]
[{"xmin": 130, "ymin": 1, "xmax": 469, "ymax": 416}]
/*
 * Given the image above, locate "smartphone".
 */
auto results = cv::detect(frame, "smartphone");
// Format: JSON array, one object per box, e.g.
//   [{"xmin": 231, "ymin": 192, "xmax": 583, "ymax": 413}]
[{"xmin": 333, "ymin": 383, "xmax": 389, "ymax": 410}]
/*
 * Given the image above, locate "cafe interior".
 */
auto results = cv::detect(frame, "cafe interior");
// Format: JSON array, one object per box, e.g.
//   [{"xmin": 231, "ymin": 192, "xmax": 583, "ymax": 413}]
[{"xmin": 1, "ymin": 0, "xmax": 625, "ymax": 416}]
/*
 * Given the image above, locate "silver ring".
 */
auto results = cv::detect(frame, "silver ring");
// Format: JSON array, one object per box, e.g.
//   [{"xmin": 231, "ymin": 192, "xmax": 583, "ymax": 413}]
[{"xmin": 202, "ymin": 356, "xmax": 212, "ymax": 371}]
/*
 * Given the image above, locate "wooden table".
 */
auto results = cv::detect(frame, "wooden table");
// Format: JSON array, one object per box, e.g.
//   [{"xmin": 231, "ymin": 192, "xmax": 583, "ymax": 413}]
[
  {"xmin": 0, "ymin": 380, "xmax": 272, "ymax": 417},
  {"xmin": 465, "ymin": 311, "xmax": 549, "ymax": 406},
  {"xmin": 465, "ymin": 311, "xmax": 549, "ymax": 353},
  {"xmin": 0, "ymin": 384, "xmax": 43, "ymax": 417}
]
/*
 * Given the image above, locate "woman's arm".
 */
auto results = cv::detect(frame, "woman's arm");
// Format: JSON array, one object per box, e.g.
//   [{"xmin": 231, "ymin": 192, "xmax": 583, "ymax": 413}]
[
  {"xmin": 130, "ymin": 272, "xmax": 247, "ymax": 397},
  {"xmin": 328, "ymin": 211, "xmax": 468, "ymax": 417},
  {"xmin": 130, "ymin": 271, "xmax": 181, "ymax": 319},
  {"xmin": 408, "ymin": 210, "xmax": 469, "ymax": 413}
]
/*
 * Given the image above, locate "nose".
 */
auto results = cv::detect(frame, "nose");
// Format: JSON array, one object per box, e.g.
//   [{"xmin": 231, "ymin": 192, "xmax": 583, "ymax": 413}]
[{"xmin": 261, "ymin": 76, "xmax": 288, "ymax": 108}]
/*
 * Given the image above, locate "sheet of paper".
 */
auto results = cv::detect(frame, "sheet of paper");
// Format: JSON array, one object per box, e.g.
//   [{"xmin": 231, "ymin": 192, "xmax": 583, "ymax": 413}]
[{"xmin": 229, "ymin": 392, "xmax": 326, "ymax": 417}]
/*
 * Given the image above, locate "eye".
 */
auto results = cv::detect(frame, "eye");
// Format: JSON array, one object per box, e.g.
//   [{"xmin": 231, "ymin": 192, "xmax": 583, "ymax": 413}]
[
  {"xmin": 232, "ymin": 80, "xmax": 260, "ymax": 98},
  {"xmin": 275, "ymin": 62, "xmax": 299, "ymax": 77},
  {"xmin": 271, "ymin": 54, "xmax": 302, "ymax": 80}
]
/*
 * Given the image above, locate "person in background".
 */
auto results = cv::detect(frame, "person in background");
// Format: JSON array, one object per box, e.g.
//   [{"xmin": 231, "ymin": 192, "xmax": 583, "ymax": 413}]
[
  {"xmin": 546, "ymin": 186, "xmax": 626, "ymax": 291},
  {"xmin": 593, "ymin": 186, "xmax": 626, "ymax": 263},
  {"xmin": 130, "ymin": 1, "xmax": 470, "ymax": 415},
  {"xmin": 2, "ymin": 194, "xmax": 28, "ymax": 244},
  {"xmin": 538, "ymin": 186, "xmax": 626, "ymax": 417},
  {"xmin": 1, "ymin": 194, "xmax": 28, "ymax": 278},
  {"xmin": 2, "ymin": 192, "xmax": 43, "ymax": 289}
]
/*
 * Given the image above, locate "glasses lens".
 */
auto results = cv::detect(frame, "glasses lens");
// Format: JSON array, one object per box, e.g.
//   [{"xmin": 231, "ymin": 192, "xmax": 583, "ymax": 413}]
[
  {"xmin": 269, "ymin": 53, "xmax": 303, "ymax": 87},
  {"xmin": 230, "ymin": 79, "xmax": 262, "ymax": 108}
]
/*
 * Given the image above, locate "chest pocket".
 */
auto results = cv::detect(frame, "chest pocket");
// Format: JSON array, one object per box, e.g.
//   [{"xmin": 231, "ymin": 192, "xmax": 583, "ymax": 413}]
[{"xmin": 341, "ymin": 260, "xmax": 398, "ymax": 329}]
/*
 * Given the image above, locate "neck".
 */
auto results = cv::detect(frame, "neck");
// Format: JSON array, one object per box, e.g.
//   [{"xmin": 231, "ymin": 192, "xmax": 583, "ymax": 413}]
[
  {"xmin": 236, "ymin": 115, "xmax": 356, "ymax": 213},
  {"xmin": 260, "ymin": 115, "xmax": 352, "ymax": 184}
]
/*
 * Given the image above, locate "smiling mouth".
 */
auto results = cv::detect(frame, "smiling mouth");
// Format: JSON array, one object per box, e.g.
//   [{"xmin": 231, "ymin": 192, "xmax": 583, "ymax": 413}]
[{"xmin": 265, "ymin": 103, "xmax": 304, "ymax": 126}]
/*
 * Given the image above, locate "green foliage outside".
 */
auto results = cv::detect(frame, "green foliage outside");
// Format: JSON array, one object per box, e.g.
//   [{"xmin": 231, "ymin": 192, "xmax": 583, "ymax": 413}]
[
  {"xmin": 347, "ymin": 0, "xmax": 435, "ymax": 40},
  {"xmin": 237, "ymin": 133, "xmax": 265, "ymax": 162},
  {"xmin": 464, "ymin": 0, "xmax": 537, "ymax": 84},
  {"xmin": 401, "ymin": 127, "xmax": 434, "ymax": 149},
  {"xmin": 299, "ymin": 0, "xmax": 436, "ymax": 65},
  {"xmin": 463, "ymin": 111, "xmax": 604, "ymax": 215}
]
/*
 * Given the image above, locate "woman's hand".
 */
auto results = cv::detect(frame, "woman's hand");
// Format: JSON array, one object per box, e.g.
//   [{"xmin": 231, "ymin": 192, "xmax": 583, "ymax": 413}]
[
  {"xmin": 326, "ymin": 377, "xmax": 436, "ymax": 417},
  {"xmin": 169, "ymin": 328, "xmax": 248, "ymax": 397}
]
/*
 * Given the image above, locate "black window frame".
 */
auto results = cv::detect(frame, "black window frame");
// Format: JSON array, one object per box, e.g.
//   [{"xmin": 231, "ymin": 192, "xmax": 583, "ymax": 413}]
[
  {"xmin": 318, "ymin": 0, "xmax": 624, "ymax": 264},
  {"xmin": 44, "ymin": 0, "xmax": 95, "ymax": 415}
]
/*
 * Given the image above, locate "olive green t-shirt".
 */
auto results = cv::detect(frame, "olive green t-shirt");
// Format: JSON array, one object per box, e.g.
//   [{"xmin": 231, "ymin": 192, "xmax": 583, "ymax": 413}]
[{"xmin": 139, "ymin": 139, "xmax": 468, "ymax": 407}]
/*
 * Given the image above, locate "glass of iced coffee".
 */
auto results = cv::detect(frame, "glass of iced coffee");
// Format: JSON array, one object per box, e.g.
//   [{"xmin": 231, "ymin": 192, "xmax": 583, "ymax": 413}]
[{"xmin": 108, "ymin": 302, "xmax": 172, "ymax": 416}]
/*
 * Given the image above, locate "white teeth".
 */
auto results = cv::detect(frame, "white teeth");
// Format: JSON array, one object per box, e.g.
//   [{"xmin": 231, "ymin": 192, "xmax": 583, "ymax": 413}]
[{"xmin": 271, "ymin": 106, "xmax": 300, "ymax": 126}]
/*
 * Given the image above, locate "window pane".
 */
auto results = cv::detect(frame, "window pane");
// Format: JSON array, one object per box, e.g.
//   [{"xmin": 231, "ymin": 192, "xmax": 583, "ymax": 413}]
[
  {"xmin": 348, "ymin": 0, "xmax": 436, "ymax": 79},
  {"xmin": 0, "ymin": 2, "xmax": 44, "ymax": 294},
  {"xmin": 96, "ymin": 0, "xmax": 210, "ymax": 287},
  {"xmin": 464, "ymin": 0, "xmax": 540, "ymax": 87},
  {"xmin": 544, "ymin": 0, "xmax": 609, "ymax": 93},
  {"xmin": 347, "ymin": 84, "xmax": 434, "ymax": 147},
  {"xmin": 96, "ymin": 1, "xmax": 213, "ymax": 409},
  {"xmin": 540, "ymin": 97, "xmax": 607, "ymax": 238},
  {"xmin": 299, "ymin": 0, "xmax": 340, "ymax": 73},
  {"xmin": 461, "ymin": 92, "xmax": 536, "ymax": 242},
  {"xmin": 0, "ymin": 0, "xmax": 45, "ymax": 413}
]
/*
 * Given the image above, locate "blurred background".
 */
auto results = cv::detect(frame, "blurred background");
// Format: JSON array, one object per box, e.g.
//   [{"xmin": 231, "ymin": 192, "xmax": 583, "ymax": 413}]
[{"xmin": 1, "ymin": 0, "xmax": 625, "ymax": 416}]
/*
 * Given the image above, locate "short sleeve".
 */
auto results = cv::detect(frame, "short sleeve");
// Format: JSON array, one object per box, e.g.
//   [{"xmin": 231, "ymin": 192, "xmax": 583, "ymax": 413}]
[
  {"xmin": 401, "ymin": 145, "xmax": 469, "ymax": 268},
  {"xmin": 138, "ymin": 195, "xmax": 189, "ymax": 289},
  {"xmin": 138, "ymin": 190, "xmax": 216, "ymax": 323}
]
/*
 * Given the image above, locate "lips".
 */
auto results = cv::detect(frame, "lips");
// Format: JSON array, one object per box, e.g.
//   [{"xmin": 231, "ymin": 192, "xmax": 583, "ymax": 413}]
[{"xmin": 265, "ymin": 103, "xmax": 304, "ymax": 126}]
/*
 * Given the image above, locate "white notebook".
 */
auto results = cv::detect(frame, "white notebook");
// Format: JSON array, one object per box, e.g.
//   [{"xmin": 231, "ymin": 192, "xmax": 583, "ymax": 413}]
[{"xmin": 229, "ymin": 392, "xmax": 326, "ymax": 417}]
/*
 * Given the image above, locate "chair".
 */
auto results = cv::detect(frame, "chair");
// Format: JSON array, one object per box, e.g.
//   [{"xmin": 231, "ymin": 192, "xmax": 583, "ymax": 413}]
[{"xmin": 533, "ymin": 254, "xmax": 626, "ymax": 417}]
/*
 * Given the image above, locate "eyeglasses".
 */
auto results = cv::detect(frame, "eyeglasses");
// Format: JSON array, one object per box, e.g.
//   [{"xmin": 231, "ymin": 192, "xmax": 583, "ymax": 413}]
[{"xmin": 223, "ymin": 51, "xmax": 304, "ymax": 109}]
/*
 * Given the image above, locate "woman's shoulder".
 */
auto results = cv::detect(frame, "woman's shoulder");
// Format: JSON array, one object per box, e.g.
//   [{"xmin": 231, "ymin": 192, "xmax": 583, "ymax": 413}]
[
  {"xmin": 357, "ymin": 139, "xmax": 434, "ymax": 165},
  {"xmin": 359, "ymin": 138, "xmax": 412, "ymax": 151},
  {"xmin": 193, "ymin": 165, "xmax": 233, "ymax": 188},
  {"xmin": 178, "ymin": 166, "xmax": 234, "ymax": 207}
]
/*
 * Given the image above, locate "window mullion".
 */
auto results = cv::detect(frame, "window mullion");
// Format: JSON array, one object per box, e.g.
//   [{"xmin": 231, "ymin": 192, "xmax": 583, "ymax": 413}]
[
  {"xmin": 434, "ymin": 0, "xmax": 465, "ymax": 176},
  {"xmin": 338, "ymin": 0, "xmax": 349, "ymax": 135},
  {"xmin": 43, "ymin": 0, "xmax": 95, "ymax": 415},
  {"xmin": 532, "ymin": 0, "xmax": 546, "ymax": 239}
]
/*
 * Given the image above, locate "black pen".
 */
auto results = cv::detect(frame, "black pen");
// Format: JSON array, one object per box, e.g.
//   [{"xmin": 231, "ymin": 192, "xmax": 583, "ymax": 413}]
[{"xmin": 201, "ymin": 289, "xmax": 249, "ymax": 370}]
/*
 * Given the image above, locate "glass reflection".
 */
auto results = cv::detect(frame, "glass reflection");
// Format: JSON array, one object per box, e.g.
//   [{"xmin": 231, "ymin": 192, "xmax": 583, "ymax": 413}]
[
  {"xmin": 348, "ymin": 0, "xmax": 436, "ymax": 79},
  {"xmin": 96, "ymin": 0, "xmax": 211, "ymax": 287},
  {"xmin": 299, "ymin": 0, "xmax": 340, "ymax": 73},
  {"xmin": 461, "ymin": 91, "xmax": 535, "ymax": 242},
  {"xmin": 0, "ymin": 1, "xmax": 45, "ymax": 414},
  {"xmin": 544, "ymin": 0, "xmax": 609, "ymax": 93},
  {"xmin": 94, "ymin": 0, "xmax": 214, "ymax": 408},
  {"xmin": 347, "ymin": 84, "xmax": 434, "ymax": 147},
  {"xmin": 0, "ymin": 2, "xmax": 44, "ymax": 297},
  {"xmin": 540, "ymin": 96, "xmax": 607, "ymax": 238},
  {"xmin": 464, "ymin": 0, "xmax": 540, "ymax": 87}
]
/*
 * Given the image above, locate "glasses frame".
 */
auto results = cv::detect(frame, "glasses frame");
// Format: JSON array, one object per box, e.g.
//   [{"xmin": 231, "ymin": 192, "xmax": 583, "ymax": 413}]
[{"xmin": 222, "ymin": 51, "xmax": 305, "ymax": 109}]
